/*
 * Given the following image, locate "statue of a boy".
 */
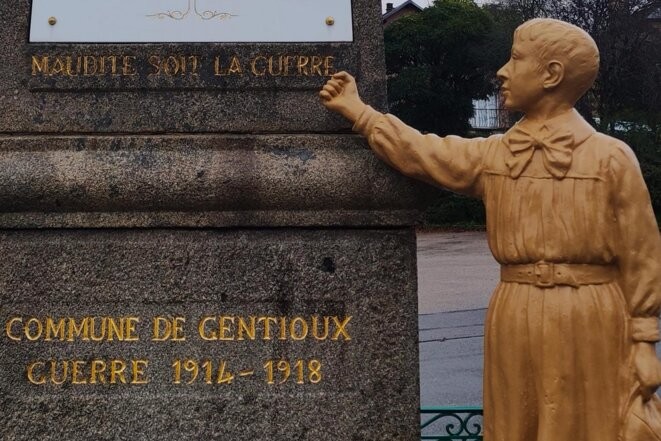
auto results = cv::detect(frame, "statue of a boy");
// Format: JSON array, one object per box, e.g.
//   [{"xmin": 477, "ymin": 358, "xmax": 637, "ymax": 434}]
[{"xmin": 321, "ymin": 18, "xmax": 661, "ymax": 440}]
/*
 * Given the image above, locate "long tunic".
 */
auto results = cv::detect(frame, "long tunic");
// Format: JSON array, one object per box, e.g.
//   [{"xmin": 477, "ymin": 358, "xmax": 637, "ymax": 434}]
[{"xmin": 354, "ymin": 106, "xmax": 661, "ymax": 441}]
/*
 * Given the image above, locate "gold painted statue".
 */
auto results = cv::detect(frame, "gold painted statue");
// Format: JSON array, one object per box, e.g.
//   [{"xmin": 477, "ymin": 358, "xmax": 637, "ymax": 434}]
[{"xmin": 321, "ymin": 18, "xmax": 661, "ymax": 441}]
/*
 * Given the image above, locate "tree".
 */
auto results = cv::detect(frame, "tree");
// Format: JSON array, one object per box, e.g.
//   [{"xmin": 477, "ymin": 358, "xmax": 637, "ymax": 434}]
[{"xmin": 384, "ymin": 0, "xmax": 508, "ymax": 136}]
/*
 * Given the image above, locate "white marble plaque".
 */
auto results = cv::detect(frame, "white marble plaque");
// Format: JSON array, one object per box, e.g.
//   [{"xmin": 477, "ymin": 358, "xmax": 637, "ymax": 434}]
[{"xmin": 30, "ymin": 0, "xmax": 353, "ymax": 43}]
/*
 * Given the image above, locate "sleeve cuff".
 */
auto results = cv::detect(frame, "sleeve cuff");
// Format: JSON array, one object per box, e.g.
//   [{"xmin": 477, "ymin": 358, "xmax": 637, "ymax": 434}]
[
  {"xmin": 631, "ymin": 317, "xmax": 660, "ymax": 342},
  {"xmin": 351, "ymin": 105, "xmax": 382, "ymax": 138}
]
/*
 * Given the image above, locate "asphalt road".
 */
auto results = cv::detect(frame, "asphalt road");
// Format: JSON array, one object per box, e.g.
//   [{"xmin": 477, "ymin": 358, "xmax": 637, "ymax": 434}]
[{"xmin": 417, "ymin": 231, "xmax": 497, "ymax": 406}]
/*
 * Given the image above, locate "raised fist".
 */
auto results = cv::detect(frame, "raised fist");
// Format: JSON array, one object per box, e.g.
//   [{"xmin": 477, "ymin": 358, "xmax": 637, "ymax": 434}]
[{"xmin": 319, "ymin": 71, "xmax": 366, "ymax": 124}]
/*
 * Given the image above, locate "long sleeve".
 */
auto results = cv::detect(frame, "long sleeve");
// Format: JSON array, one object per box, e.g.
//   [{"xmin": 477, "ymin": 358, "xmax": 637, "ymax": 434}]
[
  {"xmin": 610, "ymin": 141, "xmax": 661, "ymax": 342},
  {"xmin": 353, "ymin": 105, "xmax": 495, "ymax": 198}
]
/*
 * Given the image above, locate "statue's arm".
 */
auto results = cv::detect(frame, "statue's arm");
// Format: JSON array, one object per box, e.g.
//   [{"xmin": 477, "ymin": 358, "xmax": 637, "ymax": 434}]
[
  {"xmin": 320, "ymin": 72, "xmax": 490, "ymax": 197},
  {"xmin": 610, "ymin": 141, "xmax": 661, "ymax": 400}
]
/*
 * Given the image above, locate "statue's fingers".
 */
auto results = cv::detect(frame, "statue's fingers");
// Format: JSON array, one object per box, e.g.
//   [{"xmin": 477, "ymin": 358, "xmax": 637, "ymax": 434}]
[
  {"xmin": 322, "ymin": 84, "xmax": 339, "ymax": 97},
  {"xmin": 319, "ymin": 90, "xmax": 332, "ymax": 101},
  {"xmin": 333, "ymin": 71, "xmax": 354, "ymax": 84},
  {"xmin": 326, "ymin": 80, "xmax": 343, "ymax": 94}
]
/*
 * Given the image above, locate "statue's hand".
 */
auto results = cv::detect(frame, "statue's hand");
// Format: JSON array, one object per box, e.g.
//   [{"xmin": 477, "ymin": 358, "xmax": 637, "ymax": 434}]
[
  {"xmin": 319, "ymin": 71, "xmax": 366, "ymax": 124},
  {"xmin": 634, "ymin": 342, "xmax": 661, "ymax": 401}
]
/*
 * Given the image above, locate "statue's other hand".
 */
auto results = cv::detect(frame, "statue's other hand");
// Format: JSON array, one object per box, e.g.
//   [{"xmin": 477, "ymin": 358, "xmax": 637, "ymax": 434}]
[
  {"xmin": 319, "ymin": 71, "xmax": 365, "ymax": 124},
  {"xmin": 634, "ymin": 342, "xmax": 661, "ymax": 401}
]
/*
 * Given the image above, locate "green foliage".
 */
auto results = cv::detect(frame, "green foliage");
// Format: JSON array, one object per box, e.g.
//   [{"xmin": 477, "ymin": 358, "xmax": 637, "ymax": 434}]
[
  {"xmin": 615, "ymin": 127, "xmax": 661, "ymax": 223},
  {"xmin": 385, "ymin": 0, "xmax": 509, "ymax": 136},
  {"xmin": 423, "ymin": 191, "xmax": 486, "ymax": 228}
]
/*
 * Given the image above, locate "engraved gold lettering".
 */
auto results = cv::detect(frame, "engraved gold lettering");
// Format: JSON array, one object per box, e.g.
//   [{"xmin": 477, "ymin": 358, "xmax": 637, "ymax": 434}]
[
  {"xmin": 311, "ymin": 315, "xmax": 330, "ymax": 340},
  {"xmin": 89, "ymin": 360, "xmax": 106, "ymax": 384},
  {"xmin": 278, "ymin": 316, "xmax": 287, "ymax": 340},
  {"xmin": 163, "ymin": 56, "xmax": 179, "ymax": 76},
  {"xmin": 283, "ymin": 56, "xmax": 295, "ymax": 76},
  {"xmin": 214, "ymin": 55, "xmax": 242, "ymax": 76},
  {"xmin": 189, "ymin": 55, "xmax": 200, "ymax": 76},
  {"xmin": 67, "ymin": 318, "xmax": 89, "ymax": 341},
  {"xmin": 148, "ymin": 55, "xmax": 161, "ymax": 76},
  {"xmin": 110, "ymin": 360, "xmax": 127, "ymax": 384},
  {"xmin": 251, "ymin": 56, "xmax": 267, "ymax": 76},
  {"xmin": 268, "ymin": 56, "xmax": 283, "ymax": 76},
  {"xmin": 152, "ymin": 316, "xmax": 170, "ymax": 341},
  {"xmin": 297, "ymin": 56, "xmax": 310, "ymax": 76},
  {"xmin": 131, "ymin": 360, "xmax": 149, "ymax": 384},
  {"xmin": 98, "ymin": 56, "xmax": 106, "ymax": 76},
  {"xmin": 257, "ymin": 317, "xmax": 278, "ymax": 340},
  {"xmin": 219, "ymin": 316, "xmax": 235, "ymax": 341},
  {"xmin": 83, "ymin": 56, "xmax": 97, "ymax": 76},
  {"xmin": 122, "ymin": 56, "xmax": 137, "ymax": 76},
  {"xmin": 50, "ymin": 58, "xmax": 65, "ymax": 76},
  {"xmin": 198, "ymin": 316, "xmax": 216, "ymax": 340},
  {"xmin": 125, "ymin": 317, "xmax": 139, "ymax": 341},
  {"xmin": 331, "ymin": 316, "xmax": 352, "ymax": 340},
  {"xmin": 290, "ymin": 317, "xmax": 309, "ymax": 341},
  {"xmin": 65, "ymin": 56, "xmax": 80, "ymax": 77},
  {"xmin": 44, "ymin": 317, "xmax": 66, "ymax": 341},
  {"xmin": 5, "ymin": 317, "xmax": 22, "ymax": 341},
  {"xmin": 27, "ymin": 361, "xmax": 46, "ymax": 385},
  {"xmin": 50, "ymin": 360, "xmax": 68, "ymax": 385},
  {"xmin": 228, "ymin": 56, "xmax": 243, "ymax": 75},
  {"xmin": 106, "ymin": 317, "xmax": 123, "ymax": 341},
  {"xmin": 237, "ymin": 316, "xmax": 256, "ymax": 340},
  {"xmin": 71, "ymin": 360, "xmax": 87, "ymax": 384},
  {"xmin": 311, "ymin": 56, "xmax": 323, "ymax": 76},
  {"xmin": 171, "ymin": 317, "xmax": 185, "ymax": 341},
  {"xmin": 25, "ymin": 318, "xmax": 43, "ymax": 341},
  {"xmin": 89, "ymin": 317, "xmax": 107, "ymax": 342},
  {"xmin": 31, "ymin": 56, "xmax": 49, "ymax": 76},
  {"xmin": 108, "ymin": 55, "xmax": 118, "ymax": 76},
  {"xmin": 152, "ymin": 316, "xmax": 184, "ymax": 341},
  {"xmin": 214, "ymin": 56, "xmax": 226, "ymax": 76},
  {"xmin": 324, "ymin": 56, "xmax": 335, "ymax": 76}
]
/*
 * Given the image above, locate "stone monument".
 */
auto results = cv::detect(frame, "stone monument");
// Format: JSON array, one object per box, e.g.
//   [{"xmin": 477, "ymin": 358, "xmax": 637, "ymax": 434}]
[{"xmin": 0, "ymin": 1, "xmax": 429, "ymax": 439}]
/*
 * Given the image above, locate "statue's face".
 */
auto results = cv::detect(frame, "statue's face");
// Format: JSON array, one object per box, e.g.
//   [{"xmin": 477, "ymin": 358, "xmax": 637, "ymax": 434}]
[{"xmin": 496, "ymin": 38, "xmax": 546, "ymax": 113}]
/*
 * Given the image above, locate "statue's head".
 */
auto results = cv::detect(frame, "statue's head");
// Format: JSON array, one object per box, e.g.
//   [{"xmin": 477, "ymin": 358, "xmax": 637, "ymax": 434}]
[{"xmin": 497, "ymin": 18, "xmax": 600, "ymax": 113}]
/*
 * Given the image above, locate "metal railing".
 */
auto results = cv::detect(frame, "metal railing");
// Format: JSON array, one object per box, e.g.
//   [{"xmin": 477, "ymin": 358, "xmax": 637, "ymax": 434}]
[{"xmin": 420, "ymin": 406, "xmax": 484, "ymax": 440}]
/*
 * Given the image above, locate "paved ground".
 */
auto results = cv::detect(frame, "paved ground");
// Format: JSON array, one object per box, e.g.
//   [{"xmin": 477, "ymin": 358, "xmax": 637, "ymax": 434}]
[{"xmin": 417, "ymin": 231, "xmax": 497, "ymax": 406}]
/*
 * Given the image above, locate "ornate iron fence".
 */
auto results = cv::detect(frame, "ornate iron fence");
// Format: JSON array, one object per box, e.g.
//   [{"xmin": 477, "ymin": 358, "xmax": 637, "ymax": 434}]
[{"xmin": 420, "ymin": 406, "xmax": 483, "ymax": 440}]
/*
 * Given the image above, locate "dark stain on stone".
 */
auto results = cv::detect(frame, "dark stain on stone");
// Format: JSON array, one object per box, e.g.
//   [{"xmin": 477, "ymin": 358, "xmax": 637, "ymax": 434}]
[
  {"xmin": 74, "ymin": 138, "xmax": 85, "ymax": 151},
  {"xmin": 270, "ymin": 147, "xmax": 316, "ymax": 163},
  {"xmin": 196, "ymin": 170, "xmax": 205, "ymax": 179},
  {"xmin": 108, "ymin": 183, "xmax": 120, "ymax": 198},
  {"xmin": 320, "ymin": 257, "xmax": 335, "ymax": 273},
  {"xmin": 97, "ymin": 114, "xmax": 113, "ymax": 129}
]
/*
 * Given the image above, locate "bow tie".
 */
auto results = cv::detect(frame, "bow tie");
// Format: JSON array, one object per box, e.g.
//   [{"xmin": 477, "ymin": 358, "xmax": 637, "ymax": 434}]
[{"xmin": 504, "ymin": 125, "xmax": 575, "ymax": 179}]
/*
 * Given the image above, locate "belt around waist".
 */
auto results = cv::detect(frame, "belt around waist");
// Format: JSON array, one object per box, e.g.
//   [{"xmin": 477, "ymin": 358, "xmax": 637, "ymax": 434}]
[{"xmin": 500, "ymin": 262, "xmax": 615, "ymax": 288}]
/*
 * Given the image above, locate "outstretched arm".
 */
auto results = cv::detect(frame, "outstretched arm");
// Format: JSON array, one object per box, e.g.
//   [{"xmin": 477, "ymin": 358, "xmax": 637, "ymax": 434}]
[{"xmin": 320, "ymin": 72, "xmax": 493, "ymax": 197}]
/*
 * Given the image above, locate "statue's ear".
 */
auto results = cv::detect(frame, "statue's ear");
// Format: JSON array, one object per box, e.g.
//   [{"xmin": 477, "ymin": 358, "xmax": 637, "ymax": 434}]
[{"xmin": 543, "ymin": 60, "xmax": 565, "ymax": 89}]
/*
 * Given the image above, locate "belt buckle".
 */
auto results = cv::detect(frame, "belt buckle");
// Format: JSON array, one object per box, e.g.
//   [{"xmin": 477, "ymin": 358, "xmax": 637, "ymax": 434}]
[{"xmin": 534, "ymin": 262, "xmax": 555, "ymax": 288}]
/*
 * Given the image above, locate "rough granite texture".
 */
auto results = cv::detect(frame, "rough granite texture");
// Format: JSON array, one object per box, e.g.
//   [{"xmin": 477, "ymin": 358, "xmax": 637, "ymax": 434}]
[
  {"xmin": 0, "ymin": 134, "xmax": 431, "ymax": 228},
  {"xmin": 0, "ymin": 229, "xmax": 420, "ymax": 440}
]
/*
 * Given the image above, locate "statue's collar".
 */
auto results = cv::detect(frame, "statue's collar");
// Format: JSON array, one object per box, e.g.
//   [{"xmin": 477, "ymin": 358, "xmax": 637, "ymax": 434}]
[{"xmin": 510, "ymin": 108, "xmax": 595, "ymax": 147}]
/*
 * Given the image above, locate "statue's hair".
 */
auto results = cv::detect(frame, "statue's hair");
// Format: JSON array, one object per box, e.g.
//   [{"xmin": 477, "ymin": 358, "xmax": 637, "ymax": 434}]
[{"xmin": 515, "ymin": 18, "xmax": 600, "ymax": 102}]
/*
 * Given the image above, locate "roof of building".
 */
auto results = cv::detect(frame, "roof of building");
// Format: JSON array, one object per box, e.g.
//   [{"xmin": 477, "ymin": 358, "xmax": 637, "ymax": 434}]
[
  {"xmin": 647, "ymin": 4, "xmax": 661, "ymax": 20},
  {"xmin": 383, "ymin": 0, "xmax": 424, "ymax": 22}
]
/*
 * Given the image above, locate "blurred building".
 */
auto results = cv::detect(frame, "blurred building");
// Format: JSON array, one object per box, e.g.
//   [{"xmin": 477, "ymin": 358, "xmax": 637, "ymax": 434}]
[{"xmin": 383, "ymin": 0, "xmax": 423, "ymax": 28}]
